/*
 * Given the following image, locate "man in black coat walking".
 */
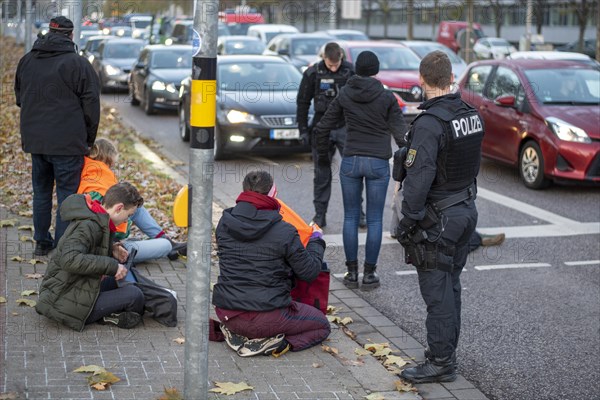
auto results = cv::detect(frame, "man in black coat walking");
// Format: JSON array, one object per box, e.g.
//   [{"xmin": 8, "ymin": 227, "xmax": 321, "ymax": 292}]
[{"xmin": 15, "ymin": 16, "xmax": 100, "ymax": 256}]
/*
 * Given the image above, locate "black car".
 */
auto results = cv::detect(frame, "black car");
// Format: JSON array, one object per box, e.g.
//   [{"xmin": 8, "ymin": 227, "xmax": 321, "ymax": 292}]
[
  {"xmin": 217, "ymin": 35, "xmax": 266, "ymax": 55},
  {"xmin": 556, "ymin": 38, "xmax": 597, "ymax": 59},
  {"xmin": 263, "ymin": 33, "xmax": 333, "ymax": 72},
  {"xmin": 178, "ymin": 55, "xmax": 309, "ymax": 160},
  {"xmin": 129, "ymin": 45, "xmax": 193, "ymax": 115},
  {"xmin": 92, "ymin": 38, "xmax": 144, "ymax": 91},
  {"xmin": 80, "ymin": 35, "xmax": 116, "ymax": 63}
]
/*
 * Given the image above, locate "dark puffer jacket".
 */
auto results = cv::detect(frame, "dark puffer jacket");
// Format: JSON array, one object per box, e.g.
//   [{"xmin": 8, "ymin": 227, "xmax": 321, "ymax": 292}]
[
  {"xmin": 212, "ymin": 201, "xmax": 326, "ymax": 312},
  {"xmin": 14, "ymin": 32, "xmax": 100, "ymax": 155},
  {"xmin": 35, "ymin": 194, "xmax": 119, "ymax": 331}
]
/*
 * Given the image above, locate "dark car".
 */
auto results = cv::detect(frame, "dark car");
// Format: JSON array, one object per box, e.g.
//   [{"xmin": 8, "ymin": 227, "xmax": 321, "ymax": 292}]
[
  {"xmin": 178, "ymin": 55, "xmax": 309, "ymax": 160},
  {"xmin": 458, "ymin": 59, "xmax": 600, "ymax": 189},
  {"xmin": 556, "ymin": 38, "xmax": 597, "ymax": 59},
  {"xmin": 264, "ymin": 33, "xmax": 333, "ymax": 72},
  {"xmin": 217, "ymin": 35, "xmax": 265, "ymax": 55},
  {"xmin": 92, "ymin": 38, "xmax": 144, "ymax": 91},
  {"xmin": 81, "ymin": 35, "xmax": 116, "ymax": 63},
  {"xmin": 129, "ymin": 45, "xmax": 193, "ymax": 115}
]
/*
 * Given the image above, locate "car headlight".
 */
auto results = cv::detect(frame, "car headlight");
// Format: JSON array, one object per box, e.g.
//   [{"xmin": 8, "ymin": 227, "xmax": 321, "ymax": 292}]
[
  {"xmin": 152, "ymin": 81, "xmax": 167, "ymax": 91},
  {"xmin": 226, "ymin": 110, "xmax": 257, "ymax": 124},
  {"xmin": 104, "ymin": 65, "xmax": 121, "ymax": 76},
  {"xmin": 166, "ymin": 83, "xmax": 177, "ymax": 94},
  {"xmin": 546, "ymin": 117, "xmax": 591, "ymax": 143},
  {"xmin": 410, "ymin": 86, "xmax": 423, "ymax": 101}
]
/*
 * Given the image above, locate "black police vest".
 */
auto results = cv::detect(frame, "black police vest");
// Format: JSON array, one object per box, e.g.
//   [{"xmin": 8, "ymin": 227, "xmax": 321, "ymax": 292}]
[
  {"xmin": 313, "ymin": 63, "xmax": 352, "ymax": 114},
  {"xmin": 412, "ymin": 100, "xmax": 484, "ymax": 192}
]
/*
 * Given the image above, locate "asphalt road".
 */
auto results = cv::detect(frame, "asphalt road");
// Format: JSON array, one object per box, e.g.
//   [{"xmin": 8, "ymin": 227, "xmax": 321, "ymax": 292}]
[{"xmin": 103, "ymin": 93, "xmax": 600, "ymax": 400}]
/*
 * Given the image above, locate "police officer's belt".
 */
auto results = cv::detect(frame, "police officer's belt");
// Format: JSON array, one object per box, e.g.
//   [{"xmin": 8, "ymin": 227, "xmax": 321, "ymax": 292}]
[{"xmin": 428, "ymin": 185, "xmax": 474, "ymax": 212}]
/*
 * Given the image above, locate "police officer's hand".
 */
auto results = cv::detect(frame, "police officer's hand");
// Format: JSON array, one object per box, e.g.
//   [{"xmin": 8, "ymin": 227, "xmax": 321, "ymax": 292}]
[
  {"xmin": 398, "ymin": 217, "xmax": 417, "ymax": 238},
  {"xmin": 300, "ymin": 128, "xmax": 311, "ymax": 146}
]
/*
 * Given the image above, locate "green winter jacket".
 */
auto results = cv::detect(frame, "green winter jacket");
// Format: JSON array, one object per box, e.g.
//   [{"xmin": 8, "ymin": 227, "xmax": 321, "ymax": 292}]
[{"xmin": 35, "ymin": 194, "xmax": 119, "ymax": 331}]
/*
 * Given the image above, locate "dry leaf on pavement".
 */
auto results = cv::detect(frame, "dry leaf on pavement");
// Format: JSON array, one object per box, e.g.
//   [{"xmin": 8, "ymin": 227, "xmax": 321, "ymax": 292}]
[
  {"xmin": 326, "ymin": 305, "xmax": 340, "ymax": 315},
  {"xmin": 327, "ymin": 315, "xmax": 341, "ymax": 324},
  {"xmin": 17, "ymin": 225, "xmax": 33, "ymax": 231},
  {"xmin": 91, "ymin": 382, "xmax": 108, "ymax": 391},
  {"xmin": 365, "ymin": 393, "xmax": 385, "ymax": 400},
  {"xmin": 339, "ymin": 317, "xmax": 353, "ymax": 326},
  {"xmin": 0, "ymin": 392, "xmax": 18, "ymax": 399},
  {"xmin": 341, "ymin": 326, "xmax": 357, "ymax": 340},
  {"xmin": 394, "ymin": 380, "xmax": 417, "ymax": 392},
  {"xmin": 312, "ymin": 362, "xmax": 323, "ymax": 368},
  {"xmin": 10, "ymin": 256, "xmax": 23, "ymax": 262},
  {"xmin": 355, "ymin": 348, "xmax": 372, "ymax": 356},
  {"xmin": 87, "ymin": 371, "xmax": 121, "ymax": 389},
  {"xmin": 172, "ymin": 337, "xmax": 185, "ymax": 345},
  {"xmin": 209, "ymin": 381, "xmax": 254, "ymax": 396},
  {"xmin": 73, "ymin": 365, "xmax": 107, "ymax": 375},
  {"xmin": 157, "ymin": 387, "xmax": 184, "ymax": 400},
  {"xmin": 18, "ymin": 211, "xmax": 33, "ymax": 217},
  {"xmin": 29, "ymin": 259, "xmax": 46, "ymax": 265},
  {"xmin": 15, "ymin": 299, "xmax": 36, "ymax": 307},
  {"xmin": 0, "ymin": 297, "xmax": 6, "ymax": 304},
  {"xmin": 25, "ymin": 273, "xmax": 43, "ymax": 279},
  {"xmin": 19, "ymin": 235, "xmax": 33, "ymax": 242},
  {"xmin": 383, "ymin": 355, "xmax": 408, "ymax": 368},
  {"xmin": 321, "ymin": 344, "xmax": 339, "ymax": 355},
  {"xmin": 0, "ymin": 219, "xmax": 17, "ymax": 227},
  {"xmin": 20, "ymin": 290, "xmax": 37, "ymax": 296}
]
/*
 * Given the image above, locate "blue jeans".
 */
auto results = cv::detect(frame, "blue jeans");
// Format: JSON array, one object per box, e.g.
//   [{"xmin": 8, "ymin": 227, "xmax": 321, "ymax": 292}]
[
  {"xmin": 339, "ymin": 156, "xmax": 390, "ymax": 265},
  {"xmin": 131, "ymin": 206, "xmax": 163, "ymax": 238},
  {"xmin": 31, "ymin": 154, "xmax": 84, "ymax": 247},
  {"xmin": 123, "ymin": 238, "xmax": 172, "ymax": 263}
]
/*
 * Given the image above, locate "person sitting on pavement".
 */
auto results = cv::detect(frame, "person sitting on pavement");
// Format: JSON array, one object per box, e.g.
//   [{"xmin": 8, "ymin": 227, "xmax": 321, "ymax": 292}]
[
  {"xmin": 36, "ymin": 182, "xmax": 146, "ymax": 331},
  {"xmin": 212, "ymin": 170, "xmax": 330, "ymax": 357},
  {"xmin": 77, "ymin": 138, "xmax": 187, "ymax": 262}
]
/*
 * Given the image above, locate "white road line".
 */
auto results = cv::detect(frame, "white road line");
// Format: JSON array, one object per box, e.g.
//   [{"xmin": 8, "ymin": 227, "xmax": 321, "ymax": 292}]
[
  {"xmin": 564, "ymin": 260, "xmax": 600, "ymax": 266},
  {"xmin": 395, "ymin": 270, "xmax": 418, "ymax": 275},
  {"xmin": 474, "ymin": 263, "xmax": 551, "ymax": 271}
]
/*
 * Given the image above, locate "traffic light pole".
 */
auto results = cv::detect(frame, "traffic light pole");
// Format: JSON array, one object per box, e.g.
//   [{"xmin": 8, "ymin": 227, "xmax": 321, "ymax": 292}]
[{"xmin": 184, "ymin": 0, "xmax": 218, "ymax": 398}]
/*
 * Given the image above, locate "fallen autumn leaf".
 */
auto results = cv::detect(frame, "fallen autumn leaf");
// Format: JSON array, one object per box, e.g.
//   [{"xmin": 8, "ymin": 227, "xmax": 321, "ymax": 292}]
[{"xmin": 209, "ymin": 381, "xmax": 254, "ymax": 396}]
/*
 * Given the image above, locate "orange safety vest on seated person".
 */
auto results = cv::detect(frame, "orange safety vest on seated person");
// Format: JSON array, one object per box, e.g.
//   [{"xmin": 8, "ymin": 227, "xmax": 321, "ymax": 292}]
[
  {"xmin": 277, "ymin": 198, "xmax": 312, "ymax": 247},
  {"xmin": 77, "ymin": 156, "xmax": 128, "ymax": 234}
]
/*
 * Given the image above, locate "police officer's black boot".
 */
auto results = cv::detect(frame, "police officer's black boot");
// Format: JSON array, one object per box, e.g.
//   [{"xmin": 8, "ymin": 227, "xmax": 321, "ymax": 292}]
[
  {"xmin": 343, "ymin": 261, "xmax": 359, "ymax": 289},
  {"xmin": 361, "ymin": 262, "xmax": 380, "ymax": 290},
  {"xmin": 400, "ymin": 354, "xmax": 457, "ymax": 383},
  {"xmin": 425, "ymin": 348, "xmax": 458, "ymax": 371}
]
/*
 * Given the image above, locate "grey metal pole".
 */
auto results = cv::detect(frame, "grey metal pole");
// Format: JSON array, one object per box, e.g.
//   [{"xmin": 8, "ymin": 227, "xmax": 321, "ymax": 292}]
[
  {"xmin": 16, "ymin": 0, "xmax": 21, "ymax": 43},
  {"xmin": 525, "ymin": 0, "xmax": 532, "ymax": 51},
  {"xmin": 72, "ymin": 0, "xmax": 82, "ymax": 49},
  {"xmin": 329, "ymin": 0, "xmax": 336, "ymax": 30},
  {"xmin": 184, "ymin": 0, "xmax": 217, "ymax": 397},
  {"xmin": 24, "ymin": 0, "xmax": 32, "ymax": 51}
]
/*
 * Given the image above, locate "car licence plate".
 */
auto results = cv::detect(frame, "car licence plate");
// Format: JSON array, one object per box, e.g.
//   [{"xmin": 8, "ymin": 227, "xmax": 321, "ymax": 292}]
[{"xmin": 270, "ymin": 129, "xmax": 299, "ymax": 140}]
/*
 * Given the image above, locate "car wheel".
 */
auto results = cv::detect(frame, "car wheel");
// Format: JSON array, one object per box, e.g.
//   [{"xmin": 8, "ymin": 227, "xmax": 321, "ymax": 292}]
[
  {"xmin": 213, "ymin": 125, "xmax": 227, "ymax": 161},
  {"xmin": 519, "ymin": 141, "xmax": 550, "ymax": 190},
  {"xmin": 129, "ymin": 83, "xmax": 140, "ymax": 106},
  {"xmin": 143, "ymin": 89, "xmax": 155, "ymax": 115},
  {"xmin": 179, "ymin": 104, "xmax": 190, "ymax": 142}
]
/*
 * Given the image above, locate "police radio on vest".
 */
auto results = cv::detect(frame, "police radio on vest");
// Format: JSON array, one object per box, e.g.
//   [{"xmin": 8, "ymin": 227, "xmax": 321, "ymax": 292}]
[{"xmin": 451, "ymin": 115, "xmax": 483, "ymax": 138}]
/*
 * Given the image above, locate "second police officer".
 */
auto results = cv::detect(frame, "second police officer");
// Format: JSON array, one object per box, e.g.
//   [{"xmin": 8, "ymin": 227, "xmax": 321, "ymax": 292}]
[
  {"xmin": 296, "ymin": 42, "xmax": 364, "ymax": 228},
  {"xmin": 396, "ymin": 51, "xmax": 484, "ymax": 383}
]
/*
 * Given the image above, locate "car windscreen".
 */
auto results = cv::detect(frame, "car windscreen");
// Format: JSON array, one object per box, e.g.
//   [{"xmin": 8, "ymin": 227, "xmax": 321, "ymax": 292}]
[
  {"xmin": 151, "ymin": 49, "xmax": 193, "ymax": 69},
  {"xmin": 525, "ymin": 68, "xmax": 600, "ymax": 104},
  {"xmin": 224, "ymin": 40, "xmax": 265, "ymax": 55},
  {"xmin": 291, "ymin": 38, "xmax": 331, "ymax": 56},
  {"xmin": 349, "ymin": 47, "xmax": 421, "ymax": 71},
  {"xmin": 104, "ymin": 43, "xmax": 142, "ymax": 58},
  {"xmin": 489, "ymin": 39, "xmax": 510, "ymax": 47},
  {"xmin": 411, "ymin": 45, "xmax": 463, "ymax": 64},
  {"xmin": 219, "ymin": 62, "xmax": 302, "ymax": 91}
]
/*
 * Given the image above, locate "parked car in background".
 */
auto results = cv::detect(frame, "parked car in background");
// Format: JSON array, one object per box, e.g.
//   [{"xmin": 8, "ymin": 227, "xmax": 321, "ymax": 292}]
[
  {"xmin": 401, "ymin": 40, "xmax": 468, "ymax": 79},
  {"xmin": 178, "ymin": 55, "xmax": 309, "ymax": 160},
  {"xmin": 129, "ymin": 45, "xmax": 193, "ymax": 115},
  {"xmin": 79, "ymin": 29, "xmax": 104, "ymax": 48},
  {"xmin": 38, "ymin": 22, "xmax": 50, "ymax": 36},
  {"xmin": 218, "ymin": 9, "xmax": 265, "ymax": 35},
  {"xmin": 437, "ymin": 20, "xmax": 485, "ymax": 53},
  {"xmin": 315, "ymin": 29, "xmax": 368, "ymax": 41},
  {"xmin": 264, "ymin": 33, "xmax": 333, "ymax": 72},
  {"xmin": 458, "ymin": 59, "xmax": 600, "ymax": 189},
  {"xmin": 473, "ymin": 37, "xmax": 517, "ymax": 59},
  {"xmin": 556, "ymin": 38, "xmax": 597, "ymax": 59},
  {"xmin": 92, "ymin": 38, "xmax": 144, "ymax": 91},
  {"xmin": 217, "ymin": 36, "xmax": 266, "ymax": 55},
  {"xmin": 334, "ymin": 40, "xmax": 424, "ymax": 119},
  {"xmin": 81, "ymin": 35, "xmax": 116, "ymax": 63},
  {"xmin": 508, "ymin": 51, "xmax": 599, "ymax": 67},
  {"xmin": 247, "ymin": 24, "xmax": 299, "ymax": 44}
]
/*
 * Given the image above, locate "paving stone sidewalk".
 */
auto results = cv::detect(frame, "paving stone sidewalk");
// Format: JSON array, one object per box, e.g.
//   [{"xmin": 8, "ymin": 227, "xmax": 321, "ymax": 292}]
[{"xmin": 1, "ymin": 204, "xmax": 487, "ymax": 400}]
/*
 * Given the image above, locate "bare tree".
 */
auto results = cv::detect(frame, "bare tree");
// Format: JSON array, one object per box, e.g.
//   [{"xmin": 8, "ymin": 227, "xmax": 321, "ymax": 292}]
[
  {"xmin": 570, "ymin": 0, "xmax": 592, "ymax": 53},
  {"xmin": 364, "ymin": 0, "xmax": 374, "ymax": 37},
  {"xmin": 431, "ymin": 0, "xmax": 440, "ymax": 39},
  {"xmin": 407, "ymin": 0, "xmax": 414, "ymax": 40},
  {"xmin": 533, "ymin": 0, "xmax": 546, "ymax": 34},
  {"xmin": 377, "ymin": 0, "xmax": 393, "ymax": 39},
  {"xmin": 489, "ymin": 0, "xmax": 504, "ymax": 37}
]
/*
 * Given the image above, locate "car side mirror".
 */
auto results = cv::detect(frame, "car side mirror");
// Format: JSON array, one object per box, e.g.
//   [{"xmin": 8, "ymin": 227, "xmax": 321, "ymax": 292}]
[
  {"xmin": 494, "ymin": 95, "xmax": 516, "ymax": 107},
  {"xmin": 135, "ymin": 62, "xmax": 146, "ymax": 69},
  {"xmin": 277, "ymin": 48, "xmax": 289, "ymax": 56}
]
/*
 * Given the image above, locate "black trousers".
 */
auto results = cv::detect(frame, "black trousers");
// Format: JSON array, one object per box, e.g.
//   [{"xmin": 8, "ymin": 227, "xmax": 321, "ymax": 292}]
[
  {"xmin": 416, "ymin": 199, "xmax": 478, "ymax": 358},
  {"xmin": 311, "ymin": 126, "xmax": 347, "ymax": 215}
]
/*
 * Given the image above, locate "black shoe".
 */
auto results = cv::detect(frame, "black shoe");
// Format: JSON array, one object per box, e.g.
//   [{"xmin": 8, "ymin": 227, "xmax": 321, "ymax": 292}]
[
  {"xmin": 220, "ymin": 324, "xmax": 248, "ymax": 351},
  {"xmin": 361, "ymin": 263, "xmax": 380, "ymax": 290},
  {"xmin": 400, "ymin": 356, "xmax": 457, "ymax": 383},
  {"xmin": 343, "ymin": 260, "xmax": 359, "ymax": 289},
  {"xmin": 425, "ymin": 348, "xmax": 458, "ymax": 370},
  {"xmin": 311, "ymin": 213, "xmax": 326, "ymax": 228},
  {"xmin": 237, "ymin": 334, "xmax": 285, "ymax": 357},
  {"xmin": 34, "ymin": 242, "xmax": 54, "ymax": 257},
  {"xmin": 102, "ymin": 312, "xmax": 142, "ymax": 329}
]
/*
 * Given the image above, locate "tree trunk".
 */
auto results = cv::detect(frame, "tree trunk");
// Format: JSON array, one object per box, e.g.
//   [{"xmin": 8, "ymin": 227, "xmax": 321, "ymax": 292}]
[
  {"xmin": 407, "ymin": 0, "xmax": 414, "ymax": 40},
  {"xmin": 365, "ymin": 1, "xmax": 372, "ymax": 37}
]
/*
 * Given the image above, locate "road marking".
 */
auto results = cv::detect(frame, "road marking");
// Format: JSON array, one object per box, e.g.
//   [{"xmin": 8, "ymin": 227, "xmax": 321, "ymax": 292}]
[
  {"xmin": 564, "ymin": 260, "xmax": 600, "ymax": 266},
  {"xmin": 395, "ymin": 270, "xmax": 417, "ymax": 275},
  {"xmin": 474, "ymin": 263, "xmax": 551, "ymax": 271}
]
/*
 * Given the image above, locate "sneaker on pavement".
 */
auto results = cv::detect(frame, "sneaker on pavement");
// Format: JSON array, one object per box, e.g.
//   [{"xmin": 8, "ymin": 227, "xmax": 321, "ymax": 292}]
[
  {"xmin": 480, "ymin": 233, "xmax": 505, "ymax": 247},
  {"xmin": 237, "ymin": 334, "xmax": 285, "ymax": 357},
  {"xmin": 220, "ymin": 324, "xmax": 248, "ymax": 351},
  {"xmin": 34, "ymin": 242, "xmax": 54, "ymax": 257},
  {"xmin": 102, "ymin": 312, "xmax": 142, "ymax": 329}
]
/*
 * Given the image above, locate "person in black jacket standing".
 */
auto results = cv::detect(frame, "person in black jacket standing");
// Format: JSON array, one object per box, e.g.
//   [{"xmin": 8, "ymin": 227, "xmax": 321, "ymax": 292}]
[
  {"xmin": 14, "ymin": 16, "xmax": 100, "ymax": 256},
  {"xmin": 296, "ymin": 42, "xmax": 362, "ymax": 228},
  {"xmin": 397, "ymin": 51, "xmax": 484, "ymax": 384},
  {"xmin": 314, "ymin": 51, "xmax": 406, "ymax": 290},
  {"xmin": 212, "ymin": 171, "xmax": 330, "ymax": 357}
]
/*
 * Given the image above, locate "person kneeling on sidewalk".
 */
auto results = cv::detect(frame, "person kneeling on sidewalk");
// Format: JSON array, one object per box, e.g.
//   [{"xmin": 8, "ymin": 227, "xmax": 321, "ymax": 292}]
[
  {"xmin": 36, "ymin": 182, "xmax": 145, "ymax": 331},
  {"xmin": 212, "ymin": 171, "xmax": 331, "ymax": 357}
]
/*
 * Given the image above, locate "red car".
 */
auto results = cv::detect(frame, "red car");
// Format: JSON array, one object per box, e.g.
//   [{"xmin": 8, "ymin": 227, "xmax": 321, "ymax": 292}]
[
  {"xmin": 458, "ymin": 59, "xmax": 600, "ymax": 189},
  {"xmin": 336, "ymin": 41, "xmax": 424, "ymax": 120}
]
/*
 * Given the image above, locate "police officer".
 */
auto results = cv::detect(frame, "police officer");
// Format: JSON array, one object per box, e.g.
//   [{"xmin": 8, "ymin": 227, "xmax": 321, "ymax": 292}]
[
  {"xmin": 296, "ymin": 42, "xmax": 364, "ymax": 228},
  {"xmin": 397, "ymin": 51, "xmax": 484, "ymax": 384}
]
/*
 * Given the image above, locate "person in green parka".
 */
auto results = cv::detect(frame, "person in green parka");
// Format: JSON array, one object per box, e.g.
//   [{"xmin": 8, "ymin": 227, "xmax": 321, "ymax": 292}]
[{"xmin": 36, "ymin": 182, "xmax": 145, "ymax": 331}]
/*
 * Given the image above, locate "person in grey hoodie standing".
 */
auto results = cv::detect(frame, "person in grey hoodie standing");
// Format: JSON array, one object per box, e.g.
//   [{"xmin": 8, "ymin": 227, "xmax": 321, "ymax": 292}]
[
  {"xmin": 314, "ymin": 51, "xmax": 406, "ymax": 290},
  {"xmin": 14, "ymin": 16, "xmax": 100, "ymax": 256}
]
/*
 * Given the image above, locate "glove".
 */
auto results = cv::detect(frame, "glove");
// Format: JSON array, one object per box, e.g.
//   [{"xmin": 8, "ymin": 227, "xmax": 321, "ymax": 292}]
[
  {"xmin": 300, "ymin": 127, "xmax": 311, "ymax": 146},
  {"xmin": 398, "ymin": 217, "xmax": 417, "ymax": 239}
]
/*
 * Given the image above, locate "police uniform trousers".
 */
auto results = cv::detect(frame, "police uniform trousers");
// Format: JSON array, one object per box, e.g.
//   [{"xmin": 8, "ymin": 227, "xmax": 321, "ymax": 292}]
[
  {"xmin": 311, "ymin": 126, "xmax": 347, "ymax": 215},
  {"xmin": 416, "ymin": 198, "xmax": 477, "ymax": 358}
]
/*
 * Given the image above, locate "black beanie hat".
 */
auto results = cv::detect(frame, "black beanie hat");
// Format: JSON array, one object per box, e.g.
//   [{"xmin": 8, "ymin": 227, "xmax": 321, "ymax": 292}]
[
  {"xmin": 355, "ymin": 51, "xmax": 380, "ymax": 76},
  {"xmin": 49, "ymin": 16, "xmax": 74, "ymax": 33}
]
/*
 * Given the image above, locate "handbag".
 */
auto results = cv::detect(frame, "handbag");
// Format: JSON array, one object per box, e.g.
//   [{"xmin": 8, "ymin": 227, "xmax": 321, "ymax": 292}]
[
  {"xmin": 129, "ymin": 267, "xmax": 178, "ymax": 327},
  {"xmin": 291, "ymin": 265, "xmax": 330, "ymax": 315}
]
